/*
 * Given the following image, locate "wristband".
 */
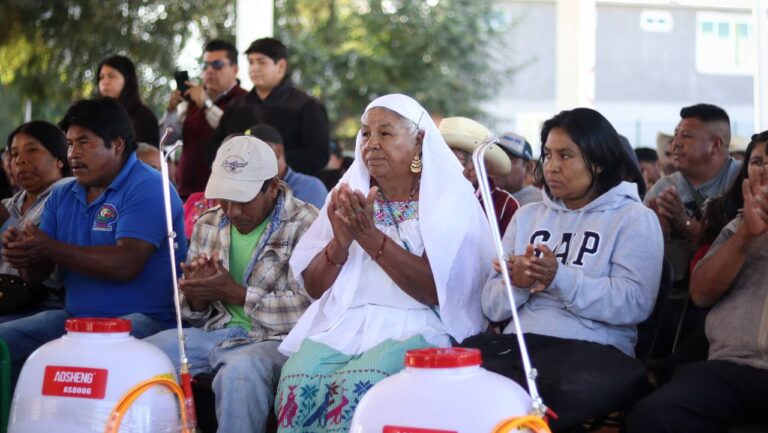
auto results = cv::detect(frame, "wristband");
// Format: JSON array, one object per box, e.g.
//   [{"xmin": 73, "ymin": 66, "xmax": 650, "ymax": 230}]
[
  {"xmin": 371, "ymin": 235, "xmax": 387, "ymax": 261},
  {"xmin": 324, "ymin": 244, "xmax": 347, "ymax": 268}
]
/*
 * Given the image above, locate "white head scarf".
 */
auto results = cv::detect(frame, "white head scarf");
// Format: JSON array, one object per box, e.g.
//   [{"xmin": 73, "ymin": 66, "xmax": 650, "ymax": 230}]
[{"xmin": 280, "ymin": 94, "xmax": 495, "ymax": 354}]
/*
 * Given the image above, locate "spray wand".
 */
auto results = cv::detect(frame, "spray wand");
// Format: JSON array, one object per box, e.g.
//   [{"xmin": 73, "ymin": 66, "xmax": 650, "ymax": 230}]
[
  {"xmin": 158, "ymin": 128, "xmax": 197, "ymax": 431},
  {"xmin": 472, "ymin": 136, "xmax": 549, "ymax": 419}
]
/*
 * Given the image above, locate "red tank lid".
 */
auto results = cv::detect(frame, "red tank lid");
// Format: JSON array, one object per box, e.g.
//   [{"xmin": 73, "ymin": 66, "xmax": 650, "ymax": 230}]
[
  {"xmin": 405, "ymin": 347, "xmax": 482, "ymax": 368},
  {"xmin": 65, "ymin": 318, "xmax": 132, "ymax": 333}
]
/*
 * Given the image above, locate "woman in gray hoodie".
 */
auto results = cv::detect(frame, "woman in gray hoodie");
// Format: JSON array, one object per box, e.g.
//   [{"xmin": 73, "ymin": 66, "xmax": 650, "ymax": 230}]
[{"xmin": 463, "ymin": 108, "xmax": 664, "ymax": 432}]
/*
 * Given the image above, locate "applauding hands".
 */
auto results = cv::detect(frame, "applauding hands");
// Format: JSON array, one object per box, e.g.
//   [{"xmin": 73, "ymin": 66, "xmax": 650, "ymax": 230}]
[
  {"xmin": 493, "ymin": 244, "xmax": 558, "ymax": 293},
  {"xmin": 742, "ymin": 175, "xmax": 768, "ymax": 237},
  {"xmin": 179, "ymin": 251, "xmax": 246, "ymax": 311},
  {"xmin": 2, "ymin": 223, "xmax": 55, "ymax": 269},
  {"xmin": 328, "ymin": 183, "xmax": 379, "ymax": 245}
]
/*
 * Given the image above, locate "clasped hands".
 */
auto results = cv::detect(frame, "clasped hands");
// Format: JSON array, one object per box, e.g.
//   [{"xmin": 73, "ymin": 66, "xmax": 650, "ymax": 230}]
[
  {"xmin": 742, "ymin": 176, "xmax": 768, "ymax": 237},
  {"xmin": 1, "ymin": 223, "xmax": 54, "ymax": 268},
  {"xmin": 179, "ymin": 250, "xmax": 245, "ymax": 306},
  {"xmin": 493, "ymin": 244, "xmax": 558, "ymax": 293},
  {"xmin": 651, "ymin": 185, "xmax": 690, "ymax": 234},
  {"xmin": 328, "ymin": 183, "xmax": 381, "ymax": 250}
]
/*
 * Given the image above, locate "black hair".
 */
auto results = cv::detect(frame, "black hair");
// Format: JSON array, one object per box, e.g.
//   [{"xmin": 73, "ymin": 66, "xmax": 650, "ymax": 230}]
[
  {"xmin": 680, "ymin": 103, "xmax": 730, "ymax": 125},
  {"xmin": 700, "ymin": 130, "xmax": 768, "ymax": 246},
  {"xmin": 205, "ymin": 39, "xmax": 238, "ymax": 65},
  {"xmin": 245, "ymin": 37, "xmax": 288, "ymax": 62},
  {"xmin": 246, "ymin": 123, "xmax": 283, "ymax": 145},
  {"xmin": 617, "ymin": 135, "xmax": 647, "ymax": 200},
  {"xmin": 635, "ymin": 147, "xmax": 659, "ymax": 163},
  {"xmin": 535, "ymin": 108, "xmax": 636, "ymax": 200},
  {"xmin": 7, "ymin": 121, "xmax": 72, "ymax": 177},
  {"xmin": 59, "ymin": 97, "xmax": 137, "ymax": 162},
  {"xmin": 260, "ymin": 177, "xmax": 277, "ymax": 193},
  {"xmin": 97, "ymin": 55, "xmax": 143, "ymax": 115}
]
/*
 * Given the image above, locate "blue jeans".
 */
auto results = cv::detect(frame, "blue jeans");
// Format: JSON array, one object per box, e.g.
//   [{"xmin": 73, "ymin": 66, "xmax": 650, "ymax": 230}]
[
  {"xmin": 0, "ymin": 309, "xmax": 172, "ymax": 388},
  {"xmin": 144, "ymin": 327, "xmax": 287, "ymax": 433}
]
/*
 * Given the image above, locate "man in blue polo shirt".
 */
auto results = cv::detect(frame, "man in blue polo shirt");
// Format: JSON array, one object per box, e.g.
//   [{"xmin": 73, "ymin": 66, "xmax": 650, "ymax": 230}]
[{"xmin": 0, "ymin": 97, "xmax": 187, "ymax": 385}]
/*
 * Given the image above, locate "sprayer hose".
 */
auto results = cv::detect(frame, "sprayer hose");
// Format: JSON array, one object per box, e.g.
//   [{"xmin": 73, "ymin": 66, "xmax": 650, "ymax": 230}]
[
  {"xmin": 492, "ymin": 415, "xmax": 552, "ymax": 433},
  {"xmin": 104, "ymin": 377, "xmax": 191, "ymax": 433}
]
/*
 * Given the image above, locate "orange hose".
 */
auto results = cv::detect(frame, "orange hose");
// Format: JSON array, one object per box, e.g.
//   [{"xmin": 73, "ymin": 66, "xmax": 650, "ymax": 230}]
[
  {"xmin": 104, "ymin": 377, "xmax": 191, "ymax": 433},
  {"xmin": 492, "ymin": 415, "xmax": 552, "ymax": 433}
]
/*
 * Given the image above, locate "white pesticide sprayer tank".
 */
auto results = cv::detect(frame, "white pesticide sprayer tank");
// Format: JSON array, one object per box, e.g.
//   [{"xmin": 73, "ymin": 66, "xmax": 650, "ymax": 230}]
[
  {"xmin": 9, "ymin": 317, "xmax": 181, "ymax": 433},
  {"xmin": 349, "ymin": 347, "xmax": 534, "ymax": 433}
]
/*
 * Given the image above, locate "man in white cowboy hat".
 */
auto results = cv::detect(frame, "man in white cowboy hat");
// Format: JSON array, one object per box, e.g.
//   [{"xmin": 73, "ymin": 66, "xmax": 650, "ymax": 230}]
[
  {"xmin": 144, "ymin": 135, "xmax": 317, "ymax": 433},
  {"xmin": 439, "ymin": 116, "xmax": 519, "ymax": 235}
]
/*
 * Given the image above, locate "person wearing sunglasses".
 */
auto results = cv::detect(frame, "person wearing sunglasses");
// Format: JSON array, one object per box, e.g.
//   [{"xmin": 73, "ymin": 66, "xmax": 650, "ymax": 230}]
[
  {"xmin": 207, "ymin": 37, "xmax": 330, "ymax": 177},
  {"xmin": 161, "ymin": 39, "xmax": 248, "ymax": 200}
]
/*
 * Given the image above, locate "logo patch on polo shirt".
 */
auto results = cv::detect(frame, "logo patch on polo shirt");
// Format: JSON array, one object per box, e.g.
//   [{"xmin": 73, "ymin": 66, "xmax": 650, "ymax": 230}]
[{"xmin": 93, "ymin": 204, "xmax": 119, "ymax": 231}]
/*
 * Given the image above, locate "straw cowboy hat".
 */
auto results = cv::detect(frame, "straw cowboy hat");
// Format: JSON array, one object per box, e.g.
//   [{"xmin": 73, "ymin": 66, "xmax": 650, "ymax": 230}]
[{"xmin": 438, "ymin": 116, "xmax": 511, "ymax": 176}]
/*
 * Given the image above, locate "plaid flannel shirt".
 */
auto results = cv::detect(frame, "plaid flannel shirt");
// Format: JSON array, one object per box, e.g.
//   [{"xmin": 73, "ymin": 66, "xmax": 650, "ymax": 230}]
[{"xmin": 180, "ymin": 182, "xmax": 318, "ymax": 341}]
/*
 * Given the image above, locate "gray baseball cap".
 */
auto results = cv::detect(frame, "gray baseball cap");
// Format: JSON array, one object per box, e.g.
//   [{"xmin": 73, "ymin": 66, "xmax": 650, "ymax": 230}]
[{"xmin": 497, "ymin": 132, "xmax": 533, "ymax": 161}]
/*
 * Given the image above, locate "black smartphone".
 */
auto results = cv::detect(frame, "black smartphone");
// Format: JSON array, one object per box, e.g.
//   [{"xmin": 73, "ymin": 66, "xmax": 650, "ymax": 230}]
[{"xmin": 174, "ymin": 70, "xmax": 190, "ymax": 95}]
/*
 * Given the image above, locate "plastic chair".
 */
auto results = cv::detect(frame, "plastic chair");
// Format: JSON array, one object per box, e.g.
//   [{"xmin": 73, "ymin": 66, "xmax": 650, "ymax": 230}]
[
  {"xmin": 635, "ymin": 257, "xmax": 674, "ymax": 364},
  {"xmin": 585, "ymin": 258, "xmax": 673, "ymax": 431}
]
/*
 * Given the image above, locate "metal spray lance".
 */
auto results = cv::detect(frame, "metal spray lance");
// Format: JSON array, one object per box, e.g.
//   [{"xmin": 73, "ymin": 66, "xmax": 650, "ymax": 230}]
[
  {"xmin": 472, "ymin": 136, "xmax": 550, "ymax": 420},
  {"xmin": 157, "ymin": 128, "xmax": 197, "ymax": 431}
]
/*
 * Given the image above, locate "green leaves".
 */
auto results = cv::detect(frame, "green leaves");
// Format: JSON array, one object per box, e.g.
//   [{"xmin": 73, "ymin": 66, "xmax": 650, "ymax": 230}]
[
  {"xmin": 0, "ymin": 0, "xmax": 510, "ymax": 144},
  {"xmin": 274, "ymin": 0, "xmax": 509, "ymax": 138},
  {"xmin": 0, "ymin": 0, "xmax": 235, "ymax": 140}
]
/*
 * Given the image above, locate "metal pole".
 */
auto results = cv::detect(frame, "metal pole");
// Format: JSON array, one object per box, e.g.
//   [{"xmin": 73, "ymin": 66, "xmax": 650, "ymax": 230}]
[
  {"xmin": 236, "ymin": 0, "xmax": 274, "ymax": 85},
  {"xmin": 472, "ymin": 137, "xmax": 547, "ymax": 418},
  {"xmin": 158, "ymin": 129, "xmax": 197, "ymax": 431},
  {"xmin": 754, "ymin": 0, "xmax": 768, "ymax": 131}
]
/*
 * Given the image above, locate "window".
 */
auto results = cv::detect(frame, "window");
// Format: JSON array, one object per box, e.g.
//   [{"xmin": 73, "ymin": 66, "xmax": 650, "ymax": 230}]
[
  {"xmin": 696, "ymin": 12, "xmax": 753, "ymax": 76},
  {"xmin": 640, "ymin": 10, "xmax": 673, "ymax": 33}
]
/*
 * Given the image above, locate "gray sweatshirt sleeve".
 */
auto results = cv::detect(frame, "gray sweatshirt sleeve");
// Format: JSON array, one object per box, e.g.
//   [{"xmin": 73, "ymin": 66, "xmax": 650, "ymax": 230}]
[
  {"xmin": 547, "ymin": 208, "xmax": 664, "ymax": 326},
  {"xmin": 481, "ymin": 216, "xmax": 532, "ymax": 321}
]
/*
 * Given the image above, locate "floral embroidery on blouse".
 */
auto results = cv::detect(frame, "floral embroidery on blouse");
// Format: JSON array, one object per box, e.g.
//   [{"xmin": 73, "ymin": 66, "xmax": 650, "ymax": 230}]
[{"xmin": 373, "ymin": 198, "xmax": 419, "ymax": 226}]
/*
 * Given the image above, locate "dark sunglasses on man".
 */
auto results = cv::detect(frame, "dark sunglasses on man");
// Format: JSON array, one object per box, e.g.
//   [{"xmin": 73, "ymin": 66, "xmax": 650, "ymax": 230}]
[{"xmin": 201, "ymin": 60, "xmax": 230, "ymax": 71}]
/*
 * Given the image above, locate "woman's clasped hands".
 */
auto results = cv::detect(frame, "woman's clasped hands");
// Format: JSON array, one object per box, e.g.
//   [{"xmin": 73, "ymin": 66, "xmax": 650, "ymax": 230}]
[
  {"xmin": 328, "ymin": 183, "xmax": 380, "ymax": 247},
  {"xmin": 493, "ymin": 244, "xmax": 558, "ymax": 293}
]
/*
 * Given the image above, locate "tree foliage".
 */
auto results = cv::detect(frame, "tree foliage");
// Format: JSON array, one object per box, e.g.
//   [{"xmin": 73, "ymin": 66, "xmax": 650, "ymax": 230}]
[
  {"xmin": 274, "ymin": 0, "xmax": 510, "ymax": 136},
  {"xmin": 0, "ymin": 0, "xmax": 235, "ymax": 141},
  {"xmin": 0, "ymin": 0, "xmax": 511, "ymax": 142}
]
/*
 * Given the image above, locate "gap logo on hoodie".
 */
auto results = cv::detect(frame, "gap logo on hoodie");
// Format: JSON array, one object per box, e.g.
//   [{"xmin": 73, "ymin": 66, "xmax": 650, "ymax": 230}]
[{"xmin": 529, "ymin": 230, "xmax": 600, "ymax": 266}]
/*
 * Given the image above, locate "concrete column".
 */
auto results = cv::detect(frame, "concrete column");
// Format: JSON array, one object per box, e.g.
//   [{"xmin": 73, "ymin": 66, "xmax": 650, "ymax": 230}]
[
  {"xmin": 754, "ymin": 0, "xmax": 768, "ymax": 130},
  {"xmin": 555, "ymin": 0, "xmax": 596, "ymax": 110},
  {"xmin": 236, "ymin": 0, "xmax": 274, "ymax": 85}
]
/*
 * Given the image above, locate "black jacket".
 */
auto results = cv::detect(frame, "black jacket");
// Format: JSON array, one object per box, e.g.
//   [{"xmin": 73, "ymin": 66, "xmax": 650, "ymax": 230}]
[
  {"xmin": 208, "ymin": 78, "xmax": 330, "ymax": 174},
  {"xmin": 132, "ymin": 104, "xmax": 160, "ymax": 147}
]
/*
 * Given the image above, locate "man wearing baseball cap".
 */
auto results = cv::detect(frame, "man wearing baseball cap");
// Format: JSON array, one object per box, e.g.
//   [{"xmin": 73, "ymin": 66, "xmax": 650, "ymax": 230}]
[
  {"xmin": 495, "ymin": 132, "xmax": 543, "ymax": 207},
  {"xmin": 145, "ymin": 135, "xmax": 318, "ymax": 433},
  {"xmin": 439, "ymin": 116, "xmax": 519, "ymax": 235}
]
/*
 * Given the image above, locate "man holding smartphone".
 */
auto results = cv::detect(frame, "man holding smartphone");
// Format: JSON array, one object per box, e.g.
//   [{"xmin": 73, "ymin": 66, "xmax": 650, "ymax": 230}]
[{"xmin": 160, "ymin": 39, "xmax": 248, "ymax": 199}]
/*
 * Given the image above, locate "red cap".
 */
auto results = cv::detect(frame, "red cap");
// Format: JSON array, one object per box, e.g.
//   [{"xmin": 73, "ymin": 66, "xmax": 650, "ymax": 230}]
[
  {"xmin": 65, "ymin": 318, "xmax": 132, "ymax": 333},
  {"xmin": 405, "ymin": 348, "xmax": 482, "ymax": 368}
]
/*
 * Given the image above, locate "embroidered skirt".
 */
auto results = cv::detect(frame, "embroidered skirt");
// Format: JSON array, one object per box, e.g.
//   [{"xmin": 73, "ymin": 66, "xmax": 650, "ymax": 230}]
[{"xmin": 274, "ymin": 335, "xmax": 432, "ymax": 433}]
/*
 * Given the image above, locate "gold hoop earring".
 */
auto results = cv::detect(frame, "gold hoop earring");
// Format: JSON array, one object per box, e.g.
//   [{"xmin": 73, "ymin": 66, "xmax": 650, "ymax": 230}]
[{"xmin": 410, "ymin": 154, "xmax": 423, "ymax": 174}]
